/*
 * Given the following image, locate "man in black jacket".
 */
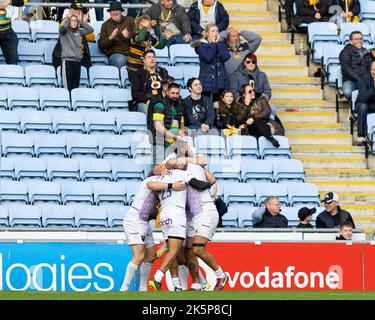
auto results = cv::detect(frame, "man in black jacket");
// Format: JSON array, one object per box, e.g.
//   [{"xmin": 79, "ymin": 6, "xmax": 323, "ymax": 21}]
[
  {"xmin": 252, "ymin": 196, "xmax": 288, "ymax": 228},
  {"xmin": 316, "ymin": 192, "xmax": 356, "ymax": 229}
]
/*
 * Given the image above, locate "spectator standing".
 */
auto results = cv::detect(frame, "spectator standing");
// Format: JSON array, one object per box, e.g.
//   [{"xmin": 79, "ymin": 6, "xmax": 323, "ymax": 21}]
[
  {"xmin": 316, "ymin": 192, "xmax": 356, "ymax": 228},
  {"xmin": 183, "ymin": 77, "xmax": 218, "ymax": 136},
  {"xmin": 188, "ymin": 0, "xmax": 229, "ymax": 40},
  {"xmin": 292, "ymin": 0, "xmax": 330, "ymax": 26},
  {"xmin": 146, "ymin": 0, "xmax": 192, "ymax": 45},
  {"xmin": 353, "ymin": 60, "xmax": 375, "ymax": 146},
  {"xmin": 194, "ymin": 23, "xmax": 230, "ymax": 104},
  {"xmin": 339, "ymin": 31, "xmax": 368, "ymax": 101},
  {"xmin": 98, "ymin": 1, "xmax": 136, "ymax": 69},
  {"xmin": 220, "ymin": 26, "xmax": 262, "ymax": 75},
  {"xmin": 59, "ymin": 14, "xmax": 94, "ymax": 91},
  {"xmin": 0, "ymin": 0, "xmax": 24, "ymax": 65},
  {"xmin": 252, "ymin": 196, "xmax": 288, "ymax": 228},
  {"xmin": 296, "ymin": 207, "xmax": 316, "ymax": 228},
  {"xmin": 336, "ymin": 221, "xmax": 354, "ymax": 240}
]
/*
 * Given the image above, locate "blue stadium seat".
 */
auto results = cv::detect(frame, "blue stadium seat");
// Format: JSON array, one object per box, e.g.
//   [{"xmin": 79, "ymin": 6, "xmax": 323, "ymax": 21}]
[
  {"xmin": 24, "ymin": 65, "xmax": 57, "ymax": 87},
  {"xmin": 237, "ymin": 205, "xmax": 256, "ymax": 228},
  {"xmin": 102, "ymin": 88, "xmax": 131, "ymax": 112},
  {"xmin": 323, "ymin": 43, "xmax": 344, "ymax": 86},
  {"xmin": 93, "ymin": 181, "xmax": 127, "ymax": 206},
  {"xmin": 107, "ymin": 205, "xmax": 130, "ymax": 228},
  {"xmin": 2, "ymin": 132, "xmax": 34, "ymax": 158},
  {"xmin": 84, "ymin": 111, "xmax": 116, "ymax": 135},
  {"xmin": 182, "ymin": 65, "xmax": 200, "ymax": 87},
  {"xmin": 169, "ymin": 44, "xmax": 199, "ymax": 65},
  {"xmin": 130, "ymin": 131, "xmax": 153, "ymax": 159},
  {"xmin": 258, "ymin": 136, "xmax": 291, "ymax": 159},
  {"xmin": 0, "ymin": 88, "xmax": 7, "ymax": 109},
  {"xmin": 34, "ymin": 133, "xmax": 66, "ymax": 158},
  {"xmin": 88, "ymin": 42, "xmax": 108, "ymax": 65},
  {"xmin": 111, "ymin": 158, "xmax": 145, "ymax": 181},
  {"xmin": 7, "ymin": 87, "xmax": 39, "ymax": 110},
  {"xmin": 30, "ymin": 20, "xmax": 59, "ymax": 41},
  {"xmin": 120, "ymin": 67, "xmax": 131, "ymax": 88},
  {"xmin": 223, "ymin": 182, "xmax": 256, "ymax": 207},
  {"xmin": 287, "ymin": 182, "xmax": 320, "ymax": 207},
  {"xmin": 0, "ymin": 110, "xmax": 21, "ymax": 132},
  {"xmin": 71, "ymin": 88, "xmax": 103, "ymax": 111},
  {"xmin": 18, "ymin": 42, "xmax": 44, "ymax": 64},
  {"xmin": 20, "ymin": 110, "xmax": 53, "ymax": 133},
  {"xmin": 61, "ymin": 181, "xmax": 93, "ymax": 205},
  {"xmin": 52, "ymin": 111, "xmax": 85, "ymax": 134},
  {"xmin": 279, "ymin": 207, "xmax": 300, "ymax": 227},
  {"xmin": 0, "ymin": 180, "xmax": 28, "ymax": 204},
  {"xmin": 164, "ymin": 66, "xmax": 185, "ymax": 87},
  {"xmin": 47, "ymin": 158, "xmax": 80, "ymax": 181},
  {"xmin": 41, "ymin": 204, "xmax": 75, "ymax": 228},
  {"xmin": 98, "ymin": 134, "xmax": 131, "ymax": 159},
  {"xmin": 0, "ymin": 65, "xmax": 25, "ymax": 86},
  {"xmin": 89, "ymin": 65, "xmax": 121, "ymax": 88},
  {"xmin": 180, "ymin": 88, "xmax": 190, "ymax": 99},
  {"xmin": 339, "ymin": 22, "xmax": 371, "ymax": 45},
  {"xmin": 0, "ymin": 205, "xmax": 8, "ymax": 227},
  {"xmin": 117, "ymin": 112, "xmax": 147, "ymax": 134},
  {"xmin": 93, "ymin": 21, "xmax": 104, "ymax": 42},
  {"xmin": 351, "ymin": 89, "xmax": 358, "ymax": 118},
  {"xmin": 208, "ymin": 159, "xmax": 241, "ymax": 182},
  {"xmin": 226, "ymin": 135, "xmax": 259, "ymax": 159},
  {"xmin": 41, "ymin": 40, "xmax": 57, "ymax": 65},
  {"xmin": 0, "ymin": 157, "xmax": 15, "ymax": 180},
  {"xmin": 66, "ymin": 134, "xmax": 99, "ymax": 158},
  {"xmin": 307, "ymin": 22, "xmax": 339, "ymax": 62},
  {"xmin": 221, "ymin": 206, "xmax": 238, "ymax": 228},
  {"xmin": 79, "ymin": 158, "xmax": 112, "ymax": 181},
  {"xmin": 14, "ymin": 157, "xmax": 47, "ymax": 181},
  {"xmin": 74, "ymin": 205, "xmax": 108, "ymax": 228},
  {"xmin": 194, "ymin": 135, "xmax": 227, "ymax": 160},
  {"xmin": 154, "ymin": 46, "xmax": 170, "ymax": 66},
  {"xmin": 241, "ymin": 159, "xmax": 273, "ymax": 183},
  {"xmin": 28, "ymin": 181, "xmax": 61, "ymax": 204},
  {"xmin": 255, "ymin": 182, "xmax": 289, "ymax": 206},
  {"xmin": 8, "ymin": 204, "xmax": 42, "ymax": 227},
  {"xmin": 272, "ymin": 159, "xmax": 305, "ymax": 183},
  {"xmin": 39, "ymin": 87, "xmax": 71, "ymax": 111},
  {"xmin": 126, "ymin": 181, "xmax": 142, "ymax": 205},
  {"xmin": 12, "ymin": 19, "xmax": 31, "ymax": 41},
  {"xmin": 367, "ymin": 113, "xmax": 375, "ymax": 142}
]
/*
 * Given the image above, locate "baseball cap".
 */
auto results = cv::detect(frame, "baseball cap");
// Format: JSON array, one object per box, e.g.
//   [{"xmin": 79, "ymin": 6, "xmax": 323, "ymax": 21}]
[
  {"xmin": 298, "ymin": 207, "xmax": 316, "ymax": 221},
  {"xmin": 322, "ymin": 192, "xmax": 339, "ymax": 203},
  {"xmin": 70, "ymin": 2, "xmax": 83, "ymax": 10}
]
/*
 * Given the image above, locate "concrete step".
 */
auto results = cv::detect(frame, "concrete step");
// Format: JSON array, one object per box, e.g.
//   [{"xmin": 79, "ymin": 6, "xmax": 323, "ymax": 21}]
[
  {"xmin": 256, "ymin": 43, "xmax": 295, "ymax": 55},
  {"xmin": 257, "ymin": 55, "xmax": 303, "ymax": 66},
  {"xmin": 291, "ymin": 145, "xmax": 364, "ymax": 153},
  {"xmin": 312, "ymin": 180, "xmax": 375, "ymax": 192},
  {"xmin": 286, "ymin": 134, "xmax": 352, "ymax": 145},
  {"xmin": 263, "ymin": 66, "xmax": 309, "ymax": 77},
  {"xmin": 305, "ymin": 168, "xmax": 371, "ymax": 178},
  {"xmin": 228, "ymin": 11, "xmax": 276, "ymax": 22},
  {"xmin": 271, "ymin": 100, "xmax": 331, "ymax": 110},
  {"xmin": 258, "ymin": 33, "xmax": 291, "ymax": 43},
  {"xmin": 295, "ymin": 156, "xmax": 367, "ymax": 169},
  {"xmin": 272, "ymin": 87, "xmax": 323, "ymax": 100},
  {"xmin": 269, "ymin": 77, "xmax": 320, "ymax": 85},
  {"xmin": 222, "ymin": 0, "xmax": 267, "ymax": 11},
  {"xmin": 278, "ymin": 110, "xmax": 336, "ymax": 123},
  {"xmin": 285, "ymin": 124, "xmax": 350, "ymax": 133},
  {"xmin": 231, "ymin": 21, "xmax": 280, "ymax": 33}
]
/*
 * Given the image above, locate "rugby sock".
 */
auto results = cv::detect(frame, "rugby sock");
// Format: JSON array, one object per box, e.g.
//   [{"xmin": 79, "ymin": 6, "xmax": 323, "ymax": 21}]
[
  {"xmin": 172, "ymin": 276, "xmax": 182, "ymax": 290},
  {"xmin": 139, "ymin": 262, "xmax": 153, "ymax": 291},
  {"xmin": 191, "ymin": 283, "xmax": 202, "ymax": 290},
  {"xmin": 214, "ymin": 267, "xmax": 225, "ymax": 278},
  {"xmin": 154, "ymin": 269, "xmax": 165, "ymax": 283},
  {"xmin": 199, "ymin": 270, "xmax": 207, "ymax": 285},
  {"xmin": 120, "ymin": 261, "xmax": 138, "ymax": 291},
  {"xmin": 178, "ymin": 264, "xmax": 189, "ymax": 290}
]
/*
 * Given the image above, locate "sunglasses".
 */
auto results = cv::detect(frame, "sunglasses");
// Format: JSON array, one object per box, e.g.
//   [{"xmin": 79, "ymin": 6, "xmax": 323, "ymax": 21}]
[
  {"xmin": 248, "ymin": 90, "xmax": 254, "ymax": 94},
  {"xmin": 245, "ymin": 60, "xmax": 256, "ymax": 64}
]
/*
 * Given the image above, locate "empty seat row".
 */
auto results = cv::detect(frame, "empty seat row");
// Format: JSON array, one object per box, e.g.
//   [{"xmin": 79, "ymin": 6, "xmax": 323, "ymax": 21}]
[{"xmin": 0, "ymin": 204, "xmax": 130, "ymax": 228}]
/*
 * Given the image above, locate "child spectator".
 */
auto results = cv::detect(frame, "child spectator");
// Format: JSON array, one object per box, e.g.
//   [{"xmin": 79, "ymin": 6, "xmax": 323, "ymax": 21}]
[
  {"xmin": 336, "ymin": 221, "xmax": 354, "ymax": 240},
  {"xmin": 296, "ymin": 207, "xmax": 316, "ymax": 228}
]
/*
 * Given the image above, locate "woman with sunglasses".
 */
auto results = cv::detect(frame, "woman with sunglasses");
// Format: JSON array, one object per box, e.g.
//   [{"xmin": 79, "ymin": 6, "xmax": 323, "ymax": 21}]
[
  {"xmin": 238, "ymin": 84, "xmax": 284, "ymax": 147},
  {"xmin": 229, "ymin": 52, "xmax": 271, "ymax": 101}
]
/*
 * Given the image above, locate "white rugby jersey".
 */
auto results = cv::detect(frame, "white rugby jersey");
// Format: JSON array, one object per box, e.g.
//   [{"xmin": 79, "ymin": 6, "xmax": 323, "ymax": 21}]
[{"xmin": 131, "ymin": 176, "xmax": 159, "ymax": 220}]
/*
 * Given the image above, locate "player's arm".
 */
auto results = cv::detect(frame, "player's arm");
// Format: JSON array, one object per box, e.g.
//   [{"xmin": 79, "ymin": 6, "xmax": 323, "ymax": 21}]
[
  {"xmin": 204, "ymin": 168, "xmax": 216, "ymax": 185},
  {"xmin": 147, "ymin": 180, "xmax": 185, "ymax": 191},
  {"xmin": 187, "ymin": 177, "xmax": 212, "ymax": 191}
]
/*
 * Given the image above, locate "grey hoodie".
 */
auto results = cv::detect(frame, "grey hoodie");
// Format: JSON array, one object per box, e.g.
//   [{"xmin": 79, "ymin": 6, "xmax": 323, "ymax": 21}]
[{"xmin": 59, "ymin": 17, "xmax": 94, "ymax": 62}]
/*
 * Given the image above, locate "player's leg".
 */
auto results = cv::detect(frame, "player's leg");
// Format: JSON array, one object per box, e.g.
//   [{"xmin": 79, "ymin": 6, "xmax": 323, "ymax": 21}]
[
  {"xmin": 138, "ymin": 236, "xmax": 157, "ymax": 291},
  {"xmin": 120, "ymin": 244, "xmax": 145, "ymax": 291},
  {"xmin": 185, "ymin": 236, "xmax": 202, "ymax": 290}
]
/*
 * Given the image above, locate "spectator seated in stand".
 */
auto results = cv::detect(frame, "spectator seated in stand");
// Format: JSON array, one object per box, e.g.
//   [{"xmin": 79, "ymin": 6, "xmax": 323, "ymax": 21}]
[
  {"xmin": 252, "ymin": 196, "xmax": 289, "ymax": 228},
  {"xmin": 292, "ymin": 0, "xmax": 330, "ymax": 27},
  {"xmin": 296, "ymin": 207, "xmax": 316, "ymax": 228}
]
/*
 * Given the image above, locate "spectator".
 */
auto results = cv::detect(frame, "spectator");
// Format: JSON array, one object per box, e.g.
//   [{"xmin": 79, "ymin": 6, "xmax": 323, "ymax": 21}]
[
  {"xmin": 336, "ymin": 221, "xmax": 354, "ymax": 240},
  {"xmin": 94, "ymin": 0, "xmax": 141, "ymax": 22},
  {"xmin": 238, "ymin": 84, "xmax": 284, "ymax": 147},
  {"xmin": 353, "ymin": 60, "xmax": 375, "ymax": 146},
  {"xmin": 194, "ymin": 23, "xmax": 231, "ymax": 104},
  {"xmin": 183, "ymin": 77, "xmax": 218, "ymax": 136},
  {"xmin": 0, "ymin": 0, "xmax": 24, "ymax": 65},
  {"xmin": 215, "ymin": 89, "xmax": 245, "ymax": 137},
  {"xmin": 187, "ymin": 0, "xmax": 229, "ymax": 41},
  {"xmin": 220, "ymin": 26, "xmax": 262, "ymax": 75},
  {"xmin": 296, "ymin": 207, "xmax": 316, "ymax": 228},
  {"xmin": 130, "ymin": 49, "xmax": 169, "ymax": 113},
  {"xmin": 284, "ymin": 0, "xmax": 295, "ymax": 32},
  {"xmin": 229, "ymin": 53, "xmax": 271, "ymax": 100},
  {"xmin": 127, "ymin": 15, "xmax": 173, "ymax": 81},
  {"xmin": 252, "ymin": 196, "xmax": 288, "ymax": 228},
  {"xmin": 146, "ymin": 0, "xmax": 192, "ymax": 45},
  {"xmin": 292, "ymin": 0, "xmax": 330, "ymax": 26},
  {"xmin": 98, "ymin": 1, "xmax": 136, "ymax": 70},
  {"xmin": 328, "ymin": 0, "xmax": 360, "ymax": 23},
  {"xmin": 59, "ymin": 14, "xmax": 94, "ymax": 91},
  {"xmin": 339, "ymin": 31, "xmax": 368, "ymax": 101},
  {"xmin": 316, "ymin": 192, "xmax": 356, "ymax": 228}
]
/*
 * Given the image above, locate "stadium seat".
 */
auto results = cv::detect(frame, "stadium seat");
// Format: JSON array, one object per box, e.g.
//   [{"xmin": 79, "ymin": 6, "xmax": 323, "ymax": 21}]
[
  {"xmin": 18, "ymin": 42, "xmax": 44, "ymax": 64},
  {"xmin": 182, "ymin": 65, "xmax": 200, "ymax": 87},
  {"xmin": 0, "ymin": 180, "xmax": 28, "ymax": 204},
  {"xmin": 39, "ymin": 87, "xmax": 71, "ymax": 111},
  {"xmin": 126, "ymin": 181, "xmax": 142, "ymax": 205},
  {"xmin": 130, "ymin": 132, "xmax": 153, "ymax": 159},
  {"xmin": 84, "ymin": 111, "xmax": 116, "ymax": 135},
  {"xmin": 14, "ymin": 157, "xmax": 47, "ymax": 181},
  {"xmin": 79, "ymin": 158, "xmax": 112, "ymax": 181},
  {"xmin": 241, "ymin": 159, "xmax": 273, "ymax": 183},
  {"xmin": 223, "ymin": 182, "xmax": 257, "ymax": 207},
  {"xmin": 323, "ymin": 43, "xmax": 344, "ymax": 86},
  {"xmin": 120, "ymin": 67, "xmax": 131, "ymax": 88},
  {"xmin": 117, "ymin": 112, "xmax": 147, "ymax": 134},
  {"xmin": 208, "ymin": 159, "xmax": 241, "ymax": 182},
  {"xmin": 88, "ymin": 42, "xmax": 108, "ymax": 65},
  {"xmin": 52, "ymin": 111, "xmax": 85, "ymax": 134},
  {"xmin": 194, "ymin": 135, "xmax": 227, "ymax": 160},
  {"xmin": 0, "ymin": 65, "xmax": 25, "ymax": 86},
  {"xmin": 226, "ymin": 135, "xmax": 259, "ymax": 159},
  {"xmin": 367, "ymin": 113, "xmax": 375, "ymax": 142},
  {"xmin": 154, "ymin": 46, "xmax": 170, "ymax": 66},
  {"xmin": 0, "ymin": 157, "xmax": 15, "ymax": 180},
  {"xmin": 12, "ymin": 19, "xmax": 31, "ymax": 41},
  {"xmin": 41, "ymin": 40, "xmax": 57, "ymax": 65},
  {"xmin": 255, "ymin": 182, "xmax": 289, "ymax": 206},
  {"xmin": 0, "ymin": 89, "xmax": 7, "ymax": 109},
  {"xmin": 71, "ymin": 88, "xmax": 103, "ymax": 111},
  {"xmin": 351, "ymin": 89, "xmax": 359, "ymax": 118},
  {"xmin": 8, "ymin": 204, "xmax": 42, "ymax": 227},
  {"xmin": 98, "ymin": 134, "xmax": 131, "ymax": 159},
  {"xmin": 24, "ymin": 65, "xmax": 58, "ymax": 87},
  {"xmin": 102, "ymin": 88, "xmax": 131, "ymax": 112},
  {"xmin": 164, "ymin": 66, "xmax": 185, "ymax": 87},
  {"xmin": 2, "ymin": 132, "xmax": 34, "ymax": 158},
  {"xmin": 7, "ymin": 87, "xmax": 39, "ymax": 111},
  {"xmin": 61, "ymin": 181, "xmax": 93, "ymax": 205},
  {"xmin": 20, "ymin": 111, "xmax": 53, "ymax": 133},
  {"xmin": 272, "ymin": 159, "xmax": 305, "ymax": 183},
  {"xmin": 180, "ymin": 88, "xmax": 190, "ymax": 99},
  {"xmin": 258, "ymin": 136, "xmax": 291, "ymax": 159},
  {"xmin": 89, "ymin": 65, "xmax": 121, "ymax": 88},
  {"xmin": 237, "ymin": 205, "xmax": 256, "ymax": 228},
  {"xmin": 0, "ymin": 205, "xmax": 8, "ymax": 227},
  {"xmin": 93, "ymin": 181, "xmax": 127, "ymax": 206},
  {"xmin": 107, "ymin": 205, "xmax": 130, "ymax": 228},
  {"xmin": 280, "ymin": 207, "xmax": 300, "ymax": 227},
  {"xmin": 41, "ymin": 204, "xmax": 75, "ymax": 228},
  {"xmin": 359, "ymin": 1, "xmax": 375, "ymax": 23},
  {"xmin": 169, "ymin": 44, "xmax": 199, "ymax": 65},
  {"xmin": 47, "ymin": 158, "xmax": 80, "ymax": 181},
  {"xmin": 66, "ymin": 134, "xmax": 99, "ymax": 158},
  {"xmin": 34, "ymin": 133, "xmax": 67, "ymax": 158},
  {"xmin": 28, "ymin": 181, "xmax": 61, "ymax": 204},
  {"xmin": 221, "ymin": 206, "xmax": 238, "ymax": 228},
  {"xmin": 93, "ymin": 21, "xmax": 104, "ymax": 42},
  {"xmin": 339, "ymin": 22, "xmax": 371, "ymax": 45},
  {"xmin": 307, "ymin": 22, "xmax": 339, "ymax": 62},
  {"xmin": 111, "ymin": 158, "xmax": 145, "ymax": 181},
  {"xmin": 287, "ymin": 182, "xmax": 321, "ymax": 207},
  {"xmin": 0, "ymin": 110, "xmax": 21, "ymax": 132},
  {"xmin": 74, "ymin": 205, "xmax": 108, "ymax": 228},
  {"xmin": 30, "ymin": 20, "xmax": 59, "ymax": 41}
]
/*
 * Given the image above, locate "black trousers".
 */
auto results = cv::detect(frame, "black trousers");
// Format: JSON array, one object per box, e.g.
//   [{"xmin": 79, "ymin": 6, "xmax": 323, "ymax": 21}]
[
  {"xmin": 0, "ymin": 29, "xmax": 19, "ymax": 64},
  {"xmin": 246, "ymin": 118, "xmax": 273, "ymax": 140},
  {"xmin": 61, "ymin": 60, "xmax": 81, "ymax": 91}
]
